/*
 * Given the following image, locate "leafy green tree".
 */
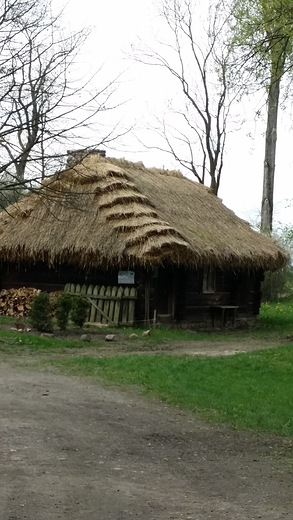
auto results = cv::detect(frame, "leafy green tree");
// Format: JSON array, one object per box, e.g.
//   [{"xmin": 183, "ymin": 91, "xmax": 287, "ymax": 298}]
[
  {"xmin": 262, "ymin": 224, "xmax": 293, "ymax": 301},
  {"xmin": 231, "ymin": 0, "xmax": 293, "ymax": 233}
]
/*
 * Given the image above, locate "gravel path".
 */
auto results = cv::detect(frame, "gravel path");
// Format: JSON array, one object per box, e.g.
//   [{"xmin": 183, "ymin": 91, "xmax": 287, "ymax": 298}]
[{"xmin": 0, "ymin": 363, "xmax": 292, "ymax": 519}]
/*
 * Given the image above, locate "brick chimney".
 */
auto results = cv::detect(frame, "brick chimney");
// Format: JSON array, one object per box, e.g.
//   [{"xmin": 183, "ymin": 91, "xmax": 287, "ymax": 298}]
[{"xmin": 67, "ymin": 149, "xmax": 106, "ymax": 168}]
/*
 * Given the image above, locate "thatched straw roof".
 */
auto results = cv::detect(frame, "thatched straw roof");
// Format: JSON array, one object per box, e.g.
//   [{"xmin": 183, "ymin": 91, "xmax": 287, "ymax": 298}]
[{"xmin": 0, "ymin": 155, "xmax": 288, "ymax": 270}]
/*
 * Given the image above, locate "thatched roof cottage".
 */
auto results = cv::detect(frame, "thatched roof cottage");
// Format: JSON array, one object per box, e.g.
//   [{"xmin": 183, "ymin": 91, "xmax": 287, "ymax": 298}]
[{"xmin": 0, "ymin": 153, "xmax": 288, "ymax": 327}]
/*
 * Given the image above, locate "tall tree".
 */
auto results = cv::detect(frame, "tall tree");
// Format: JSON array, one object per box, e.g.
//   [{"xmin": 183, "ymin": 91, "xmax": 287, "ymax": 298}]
[
  {"xmin": 231, "ymin": 0, "xmax": 293, "ymax": 233},
  {"xmin": 0, "ymin": 0, "xmax": 124, "ymax": 202},
  {"xmin": 134, "ymin": 0, "xmax": 241, "ymax": 195}
]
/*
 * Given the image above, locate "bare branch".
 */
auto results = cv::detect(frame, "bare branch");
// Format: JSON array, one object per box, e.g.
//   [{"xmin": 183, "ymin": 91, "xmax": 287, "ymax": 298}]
[
  {"xmin": 132, "ymin": 0, "xmax": 240, "ymax": 195},
  {"xmin": 0, "ymin": 0, "xmax": 127, "ymax": 204}
]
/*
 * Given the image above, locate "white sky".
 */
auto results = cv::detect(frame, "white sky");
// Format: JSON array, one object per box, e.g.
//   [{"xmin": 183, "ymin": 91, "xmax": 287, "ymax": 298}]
[{"xmin": 59, "ymin": 0, "xmax": 293, "ymax": 228}]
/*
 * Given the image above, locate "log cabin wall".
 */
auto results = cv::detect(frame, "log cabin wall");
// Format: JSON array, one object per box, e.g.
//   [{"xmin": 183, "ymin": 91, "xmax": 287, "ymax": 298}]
[
  {"xmin": 132, "ymin": 268, "xmax": 150, "ymax": 324},
  {"xmin": 228, "ymin": 270, "xmax": 263, "ymax": 317},
  {"xmin": 0, "ymin": 262, "xmax": 119, "ymax": 292},
  {"xmin": 183, "ymin": 268, "xmax": 222, "ymax": 323},
  {"xmin": 0, "ymin": 262, "xmax": 187, "ymax": 326},
  {"xmin": 182, "ymin": 268, "xmax": 263, "ymax": 324},
  {"xmin": 0, "ymin": 262, "xmax": 148, "ymax": 324},
  {"xmin": 0, "ymin": 262, "xmax": 263, "ymax": 327},
  {"xmin": 147, "ymin": 266, "xmax": 186, "ymax": 325}
]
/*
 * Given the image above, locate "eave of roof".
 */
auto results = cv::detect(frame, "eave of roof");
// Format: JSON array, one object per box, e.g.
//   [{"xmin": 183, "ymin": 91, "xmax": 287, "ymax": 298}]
[{"xmin": 0, "ymin": 155, "xmax": 288, "ymax": 271}]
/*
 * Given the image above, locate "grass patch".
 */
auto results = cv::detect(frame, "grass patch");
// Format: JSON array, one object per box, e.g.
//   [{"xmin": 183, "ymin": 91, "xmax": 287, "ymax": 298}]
[
  {"xmin": 1, "ymin": 302, "xmax": 293, "ymax": 435},
  {"xmin": 120, "ymin": 326, "xmax": 214, "ymax": 342},
  {"xmin": 53, "ymin": 345, "xmax": 293, "ymax": 436},
  {"xmin": 257, "ymin": 302, "xmax": 293, "ymax": 337},
  {"xmin": 0, "ymin": 300, "xmax": 292, "ymax": 348},
  {"xmin": 119, "ymin": 301, "xmax": 293, "ymax": 342},
  {"xmin": 0, "ymin": 329, "xmax": 104, "ymax": 354},
  {"xmin": 0, "ymin": 300, "xmax": 292, "ymax": 355}
]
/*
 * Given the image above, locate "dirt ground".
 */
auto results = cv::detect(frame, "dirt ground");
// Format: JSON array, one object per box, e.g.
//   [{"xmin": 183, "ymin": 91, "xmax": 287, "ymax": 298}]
[
  {"xmin": 1, "ymin": 336, "xmax": 293, "ymax": 520},
  {"xmin": 60, "ymin": 335, "xmax": 292, "ymax": 358}
]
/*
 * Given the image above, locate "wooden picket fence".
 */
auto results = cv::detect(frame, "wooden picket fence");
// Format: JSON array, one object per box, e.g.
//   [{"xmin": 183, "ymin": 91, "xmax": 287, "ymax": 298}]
[{"xmin": 64, "ymin": 283, "xmax": 137, "ymax": 326}]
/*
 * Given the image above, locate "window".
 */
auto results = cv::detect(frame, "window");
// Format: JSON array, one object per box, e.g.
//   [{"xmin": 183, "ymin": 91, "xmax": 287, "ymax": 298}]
[{"xmin": 202, "ymin": 267, "xmax": 215, "ymax": 293}]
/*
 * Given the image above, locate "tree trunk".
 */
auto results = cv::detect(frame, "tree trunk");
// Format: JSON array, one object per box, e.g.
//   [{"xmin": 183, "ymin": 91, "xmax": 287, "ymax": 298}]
[
  {"xmin": 260, "ymin": 75, "xmax": 281, "ymax": 234},
  {"xmin": 209, "ymin": 176, "xmax": 218, "ymax": 196}
]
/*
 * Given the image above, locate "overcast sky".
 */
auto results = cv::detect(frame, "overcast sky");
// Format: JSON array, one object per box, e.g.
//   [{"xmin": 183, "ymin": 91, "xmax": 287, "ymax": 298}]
[{"xmin": 59, "ymin": 0, "xmax": 293, "ymax": 228}]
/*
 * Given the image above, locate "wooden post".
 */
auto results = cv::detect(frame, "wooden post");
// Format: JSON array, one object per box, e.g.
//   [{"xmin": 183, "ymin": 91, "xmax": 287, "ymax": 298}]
[
  {"xmin": 153, "ymin": 309, "xmax": 157, "ymax": 329},
  {"xmin": 128, "ymin": 287, "xmax": 136, "ymax": 325},
  {"xmin": 144, "ymin": 275, "xmax": 151, "ymax": 326}
]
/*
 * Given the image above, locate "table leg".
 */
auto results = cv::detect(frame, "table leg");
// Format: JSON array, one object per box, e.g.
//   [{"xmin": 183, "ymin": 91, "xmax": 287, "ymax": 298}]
[{"xmin": 221, "ymin": 308, "xmax": 225, "ymax": 329}]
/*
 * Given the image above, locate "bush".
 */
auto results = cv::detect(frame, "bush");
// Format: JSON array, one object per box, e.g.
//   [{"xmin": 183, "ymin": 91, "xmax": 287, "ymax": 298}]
[
  {"xmin": 262, "ymin": 266, "xmax": 293, "ymax": 302},
  {"xmin": 261, "ymin": 224, "xmax": 293, "ymax": 302},
  {"xmin": 29, "ymin": 291, "xmax": 53, "ymax": 332},
  {"xmin": 70, "ymin": 296, "xmax": 90, "ymax": 328},
  {"xmin": 55, "ymin": 293, "xmax": 73, "ymax": 330}
]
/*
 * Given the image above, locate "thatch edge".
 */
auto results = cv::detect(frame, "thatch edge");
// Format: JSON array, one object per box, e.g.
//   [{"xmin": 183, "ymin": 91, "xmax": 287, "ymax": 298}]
[{"xmin": 0, "ymin": 154, "xmax": 289, "ymax": 272}]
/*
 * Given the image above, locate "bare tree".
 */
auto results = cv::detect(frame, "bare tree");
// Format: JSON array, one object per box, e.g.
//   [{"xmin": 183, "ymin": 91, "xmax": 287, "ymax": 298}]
[
  {"xmin": 0, "ymin": 0, "xmax": 126, "ymax": 202},
  {"xmin": 134, "ymin": 0, "xmax": 241, "ymax": 195}
]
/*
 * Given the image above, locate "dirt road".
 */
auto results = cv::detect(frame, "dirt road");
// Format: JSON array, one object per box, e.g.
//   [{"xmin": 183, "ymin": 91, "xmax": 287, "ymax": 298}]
[{"xmin": 0, "ymin": 362, "xmax": 292, "ymax": 520}]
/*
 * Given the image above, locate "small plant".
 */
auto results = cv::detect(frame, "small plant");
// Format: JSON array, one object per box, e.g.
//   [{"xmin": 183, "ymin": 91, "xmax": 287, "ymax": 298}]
[
  {"xmin": 29, "ymin": 291, "xmax": 53, "ymax": 332},
  {"xmin": 70, "ymin": 296, "xmax": 90, "ymax": 328},
  {"xmin": 55, "ymin": 293, "xmax": 73, "ymax": 330}
]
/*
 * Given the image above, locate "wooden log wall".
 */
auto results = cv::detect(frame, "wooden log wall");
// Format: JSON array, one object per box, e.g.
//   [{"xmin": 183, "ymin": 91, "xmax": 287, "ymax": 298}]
[
  {"xmin": 0, "ymin": 261, "xmax": 263, "ymax": 326},
  {"xmin": 0, "ymin": 262, "xmax": 147, "ymax": 324},
  {"xmin": 0, "ymin": 262, "xmax": 119, "ymax": 292},
  {"xmin": 183, "ymin": 268, "xmax": 263, "ymax": 324}
]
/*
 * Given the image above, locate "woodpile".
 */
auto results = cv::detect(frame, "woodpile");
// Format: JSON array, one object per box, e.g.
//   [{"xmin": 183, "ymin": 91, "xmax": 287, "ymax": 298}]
[
  {"xmin": 0, "ymin": 288, "xmax": 62, "ymax": 318},
  {"xmin": 0, "ymin": 287, "xmax": 40, "ymax": 317}
]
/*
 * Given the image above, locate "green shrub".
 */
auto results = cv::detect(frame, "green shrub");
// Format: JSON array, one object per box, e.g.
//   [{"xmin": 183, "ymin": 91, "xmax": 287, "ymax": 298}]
[
  {"xmin": 262, "ymin": 265, "xmax": 293, "ymax": 302},
  {"xmin": 55, "ymin": 293, "xmax": 73, "ymax": 330},
  {"xmin": 70, "ymin": 296, "xmax": 90, "ymax": 328},
  {"xmin": 261, "ymin": 224, "xmax": 293, "ymax": 302},
  {"xmin": 29, "ymin": 292, "xmax": 53, "ymax": 332}
]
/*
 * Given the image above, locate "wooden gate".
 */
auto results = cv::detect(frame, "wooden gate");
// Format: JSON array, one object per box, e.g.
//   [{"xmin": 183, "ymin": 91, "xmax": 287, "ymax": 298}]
[{"xmin": 64, "ymin": 284, "xmax": 137, "ymax": 326}]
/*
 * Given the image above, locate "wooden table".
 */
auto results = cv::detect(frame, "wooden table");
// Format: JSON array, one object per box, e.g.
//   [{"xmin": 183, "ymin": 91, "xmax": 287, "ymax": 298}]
[{"xmin": 211, "ymin": 305, "xmax": 239, "ymax": 329}]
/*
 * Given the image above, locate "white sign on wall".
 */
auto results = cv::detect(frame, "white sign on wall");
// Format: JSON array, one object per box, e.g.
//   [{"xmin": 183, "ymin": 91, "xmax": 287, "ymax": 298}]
[{"xmin": 118, "ymin": 271, "xmax": 135, "ymax": 284}]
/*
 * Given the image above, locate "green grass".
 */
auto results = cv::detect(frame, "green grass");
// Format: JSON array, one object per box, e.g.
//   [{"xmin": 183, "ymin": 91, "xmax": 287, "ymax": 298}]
[
  {"xmin": 0, "ymin": 300, "xmax": 292, "ymax": 350},
  {"xmin": 0, "ymin": 299, "xmax": 290, "ymax": 356},
  {"xmin": 122, "ymin": 301, "xmax": 293, "ymax": 342},
  {"xmin": 120, "ymin": 326, "xmax": 212, "ymax": 341},
  {"xmin": 53, "ymin": 345, "xmax": 293, "ymax": 436},
  {"xmin": 0, "ymin": 302, "xmax": 293, "ymax": 435},
  {"xmin": 0, "ymin": 329, "xmax": 104, "ymax": 354},
  {"xmin": 257, "ymin": 301, "xmax": 293, "ymax": 337}
]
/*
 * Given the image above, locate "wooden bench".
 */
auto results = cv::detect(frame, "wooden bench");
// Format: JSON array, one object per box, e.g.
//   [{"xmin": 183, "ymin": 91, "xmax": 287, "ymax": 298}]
[{"xmin": 211, "ymin": 305, "xmax": 239, "ymax": 329}]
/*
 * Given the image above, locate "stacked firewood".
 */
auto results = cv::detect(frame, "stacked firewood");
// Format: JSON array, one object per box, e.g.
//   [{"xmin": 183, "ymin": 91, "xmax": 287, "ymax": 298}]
[
  {"xmin": 0, "ymin": 288, "xmax": 62, "ymax": 318},
  {"xmin": 0, "ymin": 287, "xmax": 41, "ymax": 317}
]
